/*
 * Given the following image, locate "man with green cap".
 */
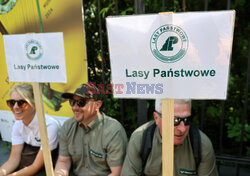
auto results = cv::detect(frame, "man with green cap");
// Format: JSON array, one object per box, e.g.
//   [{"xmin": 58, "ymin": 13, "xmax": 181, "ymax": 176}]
[{"xmin": 54, "ymin": 83, "xmax": 128, "ymax": 176}]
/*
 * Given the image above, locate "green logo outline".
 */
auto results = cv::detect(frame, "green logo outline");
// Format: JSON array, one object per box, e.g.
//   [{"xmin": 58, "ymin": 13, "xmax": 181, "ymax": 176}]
[
  {"xmin": 25, "ymin": 39, "xmax": 43, "ymax": 61},
  {"xmin": 0, "ymin": 0, "xmax": 17, "ymax": 14},
  {"xmin": 150, "ymin": 24, "xmax": 189, "ymax": 63}
]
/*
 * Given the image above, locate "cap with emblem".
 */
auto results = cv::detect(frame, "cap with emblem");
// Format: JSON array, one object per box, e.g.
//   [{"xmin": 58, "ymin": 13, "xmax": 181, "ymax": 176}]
[{"xmin": 62, "ymin": 83, "xmax": 101, "ymax": 100}]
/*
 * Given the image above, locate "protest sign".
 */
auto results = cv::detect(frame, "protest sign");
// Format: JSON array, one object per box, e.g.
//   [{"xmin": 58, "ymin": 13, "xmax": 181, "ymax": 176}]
[
  {"xmin": 3, "ymin": 33, "xmax": 66, "ymax": 82},
  {"xmin": 107, "ymin": 10, "xmax": 235, "ymax": 176},
  {"xmin": 107, "ymin": 10, "xmax": 235, "ymax": 99}
]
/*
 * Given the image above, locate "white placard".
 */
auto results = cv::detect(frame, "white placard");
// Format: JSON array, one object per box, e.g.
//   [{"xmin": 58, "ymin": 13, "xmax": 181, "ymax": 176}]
[
  {"xmin": 3, "ymin": 33, "xmax": 67, "ymax": 83},
  {"xmin": 106, "ymin": 10, "xmax": 235, "ymax": 99}
]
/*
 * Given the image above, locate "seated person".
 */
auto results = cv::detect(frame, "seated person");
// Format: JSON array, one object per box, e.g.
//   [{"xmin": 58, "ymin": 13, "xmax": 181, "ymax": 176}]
[
  {"xmin": 0, "ymin": 83, "xmax": 60, "ymax": 176},
  {"xmin": 54, "ymin": 83, "xmax": 128, "ymax": 176},
  {"xmin": 121, "ymin": 99, "xmax": 218, "ymax": 176}
]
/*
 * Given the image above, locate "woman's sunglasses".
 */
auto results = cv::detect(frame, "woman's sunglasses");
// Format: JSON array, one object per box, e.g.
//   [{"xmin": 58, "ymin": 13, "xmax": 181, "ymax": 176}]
[
  {"xmin": 155, "ymin": 111, "xmax": 192, "ymax": 126},
  {"xmin": 69, "ymin": 99, "xmax": 87, "ymax": 107},
  {"xmin": 6, "ymin": 99, "xmax": 28, "ymax": 108}
]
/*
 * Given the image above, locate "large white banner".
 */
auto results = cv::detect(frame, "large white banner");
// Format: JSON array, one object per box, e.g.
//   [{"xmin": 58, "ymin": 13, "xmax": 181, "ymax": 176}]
[
  {"xmin": 106, "ymin": 10, "xmax": 235, "ymax": 99},
  {"xmin": 3, "ymin": 33, "xmax": 66, "ymax": 83}
]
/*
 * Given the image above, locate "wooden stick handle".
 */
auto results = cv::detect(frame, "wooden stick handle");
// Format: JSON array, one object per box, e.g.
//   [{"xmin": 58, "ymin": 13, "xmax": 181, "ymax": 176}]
[
  {"xmin": 162, "ymin": 99, "xmax": 174, "ymax": 176},
  {"xmin": 32, "ymin": 83, "xmax": 54, "ymax": 176}
]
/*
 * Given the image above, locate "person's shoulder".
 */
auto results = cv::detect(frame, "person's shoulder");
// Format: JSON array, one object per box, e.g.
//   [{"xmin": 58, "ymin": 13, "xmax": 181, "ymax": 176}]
[
  {"xmin": 130, "ymin": 120, "xmax": 155, "ymax": 142},
  {"xmin": 59, "ymin": 118, "xmax": 77, "ymax": 137},
  {"xmin": 102, "ymin": 112, "xmax": 125, "ymax": 131},
  {"xmin": 12, "ymin": 120, "xmax": 23, "ymax": 131},
  {"xmin": 44, "ymin": 114, "xmax": 61, "ymax": 128},
  {"xmin": 197, "ymin": 129, "xmax": 217, "ymax": 167},
  {"xmin": 198, "ymin": 129, "xmax": 214, "ymax": 151},
  {"xmin": 101, "ymin": 113, "xmax": 128, "ymax": 145},
  {"xmin": 61, "ymin": 117, "xmax": 76, "ymax": 128},
  {"xmin": 133, "ymin": 120, "xmax": 155, "ymax": 134}
]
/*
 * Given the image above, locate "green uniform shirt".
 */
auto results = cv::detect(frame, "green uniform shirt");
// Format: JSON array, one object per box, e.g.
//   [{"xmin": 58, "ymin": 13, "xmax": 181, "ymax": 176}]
[
  {"xmin": 59, "ymin": 112, "xmax": 128, "ymax": 176},
  {"xmin": 121, "ymin": 121, "xmax": 218, "ymax": 176}
]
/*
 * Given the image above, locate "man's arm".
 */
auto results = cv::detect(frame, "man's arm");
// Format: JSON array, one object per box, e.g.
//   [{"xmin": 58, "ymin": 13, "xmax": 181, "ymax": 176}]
[
  {"xmin": 108, "ymin": 166, "xmax": 122, "ymax": 176},
  {"xmin": 121, "ymin": 132, "xmax": 142, "ymax": 176},
  {"xmin": 54, "ymin": 119, "xmax": 72, "ymax": 176},
  {"xmin": 54, "ymin": 155, "xmax": 71, "ymax": 176},
  {"xmin": 198, "ymin": 132, "xmax": 218, "ymax": 176},
  {"xmin": 105, "ymin": 126, "xmax": 128, "ymax": 176},
  {"xmin": 0, "ymin": 144, "xmax": 23, "ymax": 176}
]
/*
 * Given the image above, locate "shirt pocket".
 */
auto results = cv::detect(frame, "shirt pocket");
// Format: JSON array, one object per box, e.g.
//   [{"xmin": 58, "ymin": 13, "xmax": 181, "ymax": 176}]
[{"xmin": 89, "ymin": 149, "xmax": 107, "ymax": 165}]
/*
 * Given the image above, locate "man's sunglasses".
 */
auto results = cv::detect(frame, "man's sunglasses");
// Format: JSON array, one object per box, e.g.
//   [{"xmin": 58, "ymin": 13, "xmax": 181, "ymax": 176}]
[
  {"xmin": 6, "ymin": 99, "xmax": 28, "ymax": 108},
  {"xmin": 155, "ymin": 111, "xmax": 192, "ymax": 126},
  {"xmin": 69, "ymin": 99, "xmax": 87, "ymax": 107}
]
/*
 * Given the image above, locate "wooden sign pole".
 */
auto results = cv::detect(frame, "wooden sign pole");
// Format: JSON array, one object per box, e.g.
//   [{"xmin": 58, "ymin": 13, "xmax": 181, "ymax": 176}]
[
  {"xmin": 32, "ymin": 83, "xmax": 54, "ymax": 176},
  {"xmin": 162, "ymin": 99, "xmax": 174, "ymax": 176},
  {"xmin": 33, "ymin": 2, "xmax": 55, "ymax": 175},
  {"xmin": 159, "ymin": 13, "xmax": 175, "ymax": 176}
]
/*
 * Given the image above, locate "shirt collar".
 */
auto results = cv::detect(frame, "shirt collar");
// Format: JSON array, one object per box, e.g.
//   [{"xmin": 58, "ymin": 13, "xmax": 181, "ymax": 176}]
[{"xmin": 79, "ymin": 112, "xmax": 103, "ymax": 132}]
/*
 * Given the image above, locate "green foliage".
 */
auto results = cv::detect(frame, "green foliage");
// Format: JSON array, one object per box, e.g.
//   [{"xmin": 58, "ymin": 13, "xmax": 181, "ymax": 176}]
[
  {"xmin": 226, "ymin": 117, "xmax": 250, "ymax": 156},
  {"xmin": 206, "ymin": 105, "xmax": 221, "ymax": 118},
  {"xmin": 233, "ymin": 0, "xmax": 246, "ymax": 7},
  {"xmin": 105, "ymin": 96, "xmax": 120, "ymax": 117},
  {"xmin": 120, "ymin": 7, "xmax": 133, "ymax": 15},
  {"xmin": 100, "ymin": 2, "xmax": 114, "ymax": 18},
  {"xmin": 226, "ymin": 117, "xmax": 250, "ymax": 142}
]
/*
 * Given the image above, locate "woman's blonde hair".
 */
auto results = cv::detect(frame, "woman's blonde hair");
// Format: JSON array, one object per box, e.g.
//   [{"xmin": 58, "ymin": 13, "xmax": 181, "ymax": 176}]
[{"xmin": 10, "ymin": 84, "xmax": 35, "ymax": 107}]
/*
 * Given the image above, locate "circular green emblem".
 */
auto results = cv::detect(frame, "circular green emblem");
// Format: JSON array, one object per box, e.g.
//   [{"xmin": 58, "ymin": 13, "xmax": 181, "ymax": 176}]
[
  {"xmin": 0, "ymin": 0, "xmax": 17, "ymax": 14},
  {"xmin": 25, "ymin": 39, "xmax": 43, "ymax": 61},
  {"xmin": 150, "ymin": 24, "xmax": 188, "ymax": 63}
]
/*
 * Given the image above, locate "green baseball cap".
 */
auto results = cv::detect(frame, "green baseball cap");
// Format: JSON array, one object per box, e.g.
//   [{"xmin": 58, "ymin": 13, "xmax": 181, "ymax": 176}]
[{"xmin": 62, "ymin": 83, "xmax": 101, "ymax": 100}]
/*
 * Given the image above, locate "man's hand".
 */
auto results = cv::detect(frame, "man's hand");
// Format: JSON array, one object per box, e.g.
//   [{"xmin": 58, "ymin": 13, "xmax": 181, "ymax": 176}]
[
  {"xmin": 54, "ymin": 169, "xmax": 69, "ymax": 176},
  {"xmin": 108, "ymin": 166, "xmax": 122, "ymax": 176},
  {"xmin": 0, "ymin": 168, "xmax": 7, "ymax": 176},
  {"xmin": 54, "ymin": 155, "xmax": 71, "ymax": 176}
]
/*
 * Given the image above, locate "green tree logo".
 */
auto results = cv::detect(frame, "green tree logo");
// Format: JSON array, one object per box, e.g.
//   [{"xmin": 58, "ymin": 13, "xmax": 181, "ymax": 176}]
[
  {"xmin": 25, "ymin": 40, "xmax": 43, "ymax": 61},
  {"xmin": 150, "ymin": 24, "xmax": 188, "ymax": 63},
  {"xmin": 160, "ymin": 36, "xmax": 178, "ymax": 51},
  {"xmin": 29, "ymin": 46, "xmax": 38, "ymax": 54}
]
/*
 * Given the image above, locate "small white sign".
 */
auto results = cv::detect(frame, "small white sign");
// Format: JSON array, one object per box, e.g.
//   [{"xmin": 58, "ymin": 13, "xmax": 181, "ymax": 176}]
[
  {"xmin": 106, "ymin": 10, "xmax": 235, "ymax": 99},
  {"xmin": 3, "ymin": 33, "xmax": 67, "ymax": 83}
]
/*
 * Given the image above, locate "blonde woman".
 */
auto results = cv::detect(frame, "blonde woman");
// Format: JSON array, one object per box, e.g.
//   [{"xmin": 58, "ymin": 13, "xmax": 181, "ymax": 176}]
[{"xmin": 0, "ymin": 83, "xmax": 60, "ymax": 176}]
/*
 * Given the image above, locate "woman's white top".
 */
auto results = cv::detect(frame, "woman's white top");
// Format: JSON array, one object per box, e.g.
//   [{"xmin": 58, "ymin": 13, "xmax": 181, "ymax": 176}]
[{"xmin": 11, "ymin": 114, "xmax": 60, "ymax": 150}]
